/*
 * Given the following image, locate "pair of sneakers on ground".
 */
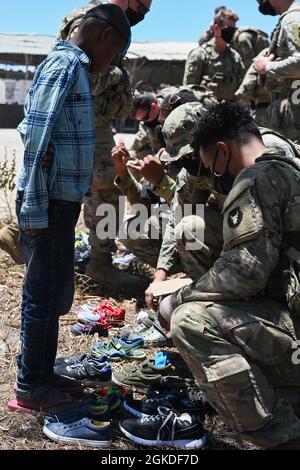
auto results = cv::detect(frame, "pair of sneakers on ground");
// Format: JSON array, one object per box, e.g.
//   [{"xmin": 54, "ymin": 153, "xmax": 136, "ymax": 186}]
[{"xmin": 43, "ymin": 377, "xmax": 208, "ymax": 450}]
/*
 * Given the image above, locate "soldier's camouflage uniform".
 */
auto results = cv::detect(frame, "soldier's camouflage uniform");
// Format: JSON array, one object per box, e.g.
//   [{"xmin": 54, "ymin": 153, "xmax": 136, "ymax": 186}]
[
  {"xmin": 232, "ymin": 27, "xmax": 270, "ymax": 70},
  {"xmin": 198, "ymin": 26, "xmax": 269, "ymax": 70},
  {"xmin": 163, "ymin": 136, "xmax": 300, "ymax": 448},
  {"xmin": 235, "ymin": 48, "xmax": 272, "ymax": 127},
  {"xmin": 183, "ymin": 39, "xmax": 245, "ymax": 102},
  {"xmin": 157, "ymin": 129, "xmax": 298, "ymax": 281},
  {"xmin": 261, "ymin": 1, "xmax": 300, "ymax": 143},
  {"xmin": 129, "ymin": 85, "xmax": 215, "ymax": 161},
  {"xmin": 114, "ymin": 165, "xmax": 176, "ymax": 268},
  {"xmin": 58, "ymin": 0, "xmax": 134, "ymax": 276},
  {"xmin": 113, "ymin": 102, "xmax": 215, "ymax": 268}
]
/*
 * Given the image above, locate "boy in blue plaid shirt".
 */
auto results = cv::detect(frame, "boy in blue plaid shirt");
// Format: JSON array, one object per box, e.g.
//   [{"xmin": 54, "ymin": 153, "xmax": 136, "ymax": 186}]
[{"xmin": 9, "ymin": 4, "xmax": 130, "ymax": 412}]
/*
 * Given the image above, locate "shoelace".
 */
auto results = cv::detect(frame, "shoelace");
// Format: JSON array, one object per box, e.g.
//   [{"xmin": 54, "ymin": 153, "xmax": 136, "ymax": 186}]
[
  {"xmin": 139, "ymin": 408, "xmax": 179, "ymax": 445},
  {"xmin": 140, "ymin": 414, "xmax": 161, "ymax": 425},
  {"xmin": 157, "ymin": 408, "xmax": 179, "ymax": 444},
  {"xmin": 186, "ymin": 385, "xmax": 205, "ymax": 402}
]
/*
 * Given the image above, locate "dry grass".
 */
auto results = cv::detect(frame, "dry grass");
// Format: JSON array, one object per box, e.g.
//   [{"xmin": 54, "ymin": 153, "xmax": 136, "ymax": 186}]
[{"xmin": 0, "ymin": 250, "xmax": 258, "ymax": 451}]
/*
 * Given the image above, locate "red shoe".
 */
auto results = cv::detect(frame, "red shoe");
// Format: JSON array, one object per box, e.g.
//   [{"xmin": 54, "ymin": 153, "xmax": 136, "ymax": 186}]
[
  {"xmin": 97, "ymin": 302, "xmax": 126, "ymax": 329},
  {"xmin": 7, "ymin": 388, "xmax": 74, "ymax": 414}
]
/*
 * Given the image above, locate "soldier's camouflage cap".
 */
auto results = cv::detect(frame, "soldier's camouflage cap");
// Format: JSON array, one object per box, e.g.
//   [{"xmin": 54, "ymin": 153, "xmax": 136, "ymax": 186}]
[{"xmin": 160, "ymin": 102, "xmax": 205, "ymax": 163}]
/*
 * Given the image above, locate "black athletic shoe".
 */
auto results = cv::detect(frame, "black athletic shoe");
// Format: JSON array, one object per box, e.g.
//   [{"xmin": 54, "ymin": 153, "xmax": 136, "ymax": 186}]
[
  {"xmin": 147, "ymin": 376, "xmax": 214, "ymax": 415},
  {"xmin": 119, "ymin": 406, "xmax": 206, "ymax": 449},
  {"xmin": 123, "ymin": 396, "xmax": 206, "ymax": 421}
]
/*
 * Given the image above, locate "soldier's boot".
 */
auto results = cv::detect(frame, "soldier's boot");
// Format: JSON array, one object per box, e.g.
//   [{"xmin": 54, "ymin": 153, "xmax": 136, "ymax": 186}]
[
  {"xmin": 0, "ymin": 223, "xmax": 24, "ymax": 265},
  {"xmin": 86, "ymin": 256, "xmax": 149, "ymax": 299}
]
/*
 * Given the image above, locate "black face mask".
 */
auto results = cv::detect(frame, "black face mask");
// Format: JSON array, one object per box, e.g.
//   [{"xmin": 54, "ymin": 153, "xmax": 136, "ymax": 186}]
[
  {"xmin": 211, "ymin": 150, "xmax": 236, "ymax": 195},
  {"xmin": 221, "ymin": 27, "xmax": 236, "ymax": 44},
  {"xmin": 258, "ymin": 0, "xmax": 277, "ymax": 16},
  {"xmin": 126, "ymin": 8, "xmax": 145, "ymax": 26}
]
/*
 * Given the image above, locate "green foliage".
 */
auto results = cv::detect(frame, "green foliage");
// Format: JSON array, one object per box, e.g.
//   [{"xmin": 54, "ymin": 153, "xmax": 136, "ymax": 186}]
[
  {"xmin": 0, "ymin": 149, "xmax": 17, "ymax": 222},
  {"xmin": 0, "ymin": 149, "xmax": 16, "ymax": 193}
]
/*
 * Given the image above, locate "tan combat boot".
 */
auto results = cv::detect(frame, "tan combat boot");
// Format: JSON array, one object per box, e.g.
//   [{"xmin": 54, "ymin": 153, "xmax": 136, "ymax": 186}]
[{"xmin": 0, "ymin": 223, "xmax": 24, "ymax": 264}]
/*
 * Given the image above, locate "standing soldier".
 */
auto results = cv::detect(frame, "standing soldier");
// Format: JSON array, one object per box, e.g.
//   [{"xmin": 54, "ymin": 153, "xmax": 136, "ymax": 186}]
[
  {"xmin": 198, "ymin": 6, "xmax": 270, "ymax": 70},
  {"xmin": 235, "ymin": 47, "xmax": 272, "ymax": 127},
  {"xmin": 232, "ymin": 26, "xmax": 270, "ymax": 70},
  {"xmin": 198, "ymin": 6, "xmax": 227, "ymax": 46},
  {"xmin": 58, "ymin": 0, "xmax": 152, "ymax": 295},
  {"xmin": 184, "ymin": 9, "xmax": 245, "ymax": 102},
  {"xmin": 255, "ymin": 0, "xmax": 300, "ymax": 143}
]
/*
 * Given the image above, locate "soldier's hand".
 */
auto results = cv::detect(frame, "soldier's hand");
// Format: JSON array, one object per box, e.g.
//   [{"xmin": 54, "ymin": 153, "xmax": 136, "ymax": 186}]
[
  {"xmin": 254, "ymin": 54, "xmax": 275, "ymax": 75},
  {"xmin": 127, "ymin": 154, "xmax": 165, "ymax": 186},
  {"xmin": 145, "ymin": 285, "xmax": 160, "ymax": 310},
  {"xmin": 40, "ymin": 143, "xmax": 54, "ymax": 172},
  {"xmin": 145, "ymin": 269, "xmax": 168, "ymax": 309},
  {"xmin": 111, "ymin": 138, "xmax": 130, "ymax": 180}
]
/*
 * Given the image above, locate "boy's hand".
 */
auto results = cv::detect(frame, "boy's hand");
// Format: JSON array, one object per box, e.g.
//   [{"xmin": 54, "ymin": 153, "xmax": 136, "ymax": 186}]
[
  {"xmin": 40, "ymin": 143, "xmax": 55, "ymax": 172},
  {"xmin": 111, "ymin": 138, "xmax": 130, "ymax": 180}
]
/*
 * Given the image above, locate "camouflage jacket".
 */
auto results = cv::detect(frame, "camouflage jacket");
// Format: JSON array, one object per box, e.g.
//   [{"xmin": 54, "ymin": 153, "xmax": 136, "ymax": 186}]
[
  {"xmin": 265, "ymin": 2, "xmax": 300, "ymax": 94},
  {"xmin": 183, "ymin": 39, "xmax": 245, "ymax": 101},
  {"xmin": 158, "ymin": 129, "xmax": 299, "ymax": 275},
  {"xmin": 157, "ymin": 168, "xmax": 225, "ymax": 272},
  {"xmin": 130, "ymin": 122, "xmax": 165, "ymax": 160},
  {"xmin": 115, "ymin": 171, "xmax": 176, "ymax": 208},
  {"xmin": 130, "ymin": 85, "xmax": 216, "ymax": 160},
  {"xmin": 171, "ymin": 145, "xmax": 300, "ymax": 308},
  {"xmin": 235, "ymin": 48, "xmax": 271, "ymax": 105},
  {"xmin": 232, "ymin": 27, "xmax": 270, "ymax": 70},
  {"xmin": 58, "ymin": 0, "xmax": 133, "ymax": 125}
]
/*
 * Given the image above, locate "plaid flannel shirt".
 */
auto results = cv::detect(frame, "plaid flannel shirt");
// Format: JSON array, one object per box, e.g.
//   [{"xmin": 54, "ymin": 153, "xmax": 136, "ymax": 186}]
[{"xmin": 17, "ymin": 40, "xmax": 96, "ymax": 230}]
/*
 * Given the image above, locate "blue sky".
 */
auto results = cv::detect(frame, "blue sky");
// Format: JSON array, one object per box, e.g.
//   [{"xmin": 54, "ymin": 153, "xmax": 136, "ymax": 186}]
[{"xmin": 0, "ymin": 0, "xmax": 278, "ymax": 41}]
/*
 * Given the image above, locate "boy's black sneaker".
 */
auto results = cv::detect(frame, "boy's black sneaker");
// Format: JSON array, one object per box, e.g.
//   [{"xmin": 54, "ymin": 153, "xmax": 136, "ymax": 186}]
[{"xmin": 119, "ymin": 406, "xmax": 206, "ymax": 449}]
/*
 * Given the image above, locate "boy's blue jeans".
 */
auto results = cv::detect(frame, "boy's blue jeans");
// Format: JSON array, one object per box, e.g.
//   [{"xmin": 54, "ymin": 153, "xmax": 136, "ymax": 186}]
[{"xmin": 16, "ymin": 192, "xmax": 81, "ymax": 399}]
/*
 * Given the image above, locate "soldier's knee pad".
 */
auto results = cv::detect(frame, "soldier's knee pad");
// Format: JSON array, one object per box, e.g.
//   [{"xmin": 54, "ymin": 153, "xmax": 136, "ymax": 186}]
[{"xmin": 175, "ymin": 215, "xmax": 206, "ymax": 253}]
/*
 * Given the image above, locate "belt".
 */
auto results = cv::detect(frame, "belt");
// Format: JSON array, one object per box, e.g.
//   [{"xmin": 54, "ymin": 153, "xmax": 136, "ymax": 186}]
[{"xmin": 256, "ymin": 102, "xmax": 271, "ymax": 109}]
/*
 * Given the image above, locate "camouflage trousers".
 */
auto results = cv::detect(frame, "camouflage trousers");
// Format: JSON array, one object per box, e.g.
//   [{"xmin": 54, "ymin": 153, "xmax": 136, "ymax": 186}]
[
  {"xmin": 175, "ymin": 203, "xmax": 223, "ymax": 279},
  {"xmin": 84, "ymin": 126, "xmax": 123, "ymax": 264},
  {"xmin": 264, "ymin": 95, "xmax": 300, "ymax": 144},
  {"xmin": 117, "ymin": 203, "xmax": 223, "ymax": 273},
  {"xmin": 117, "ymin": 213, "xmax": 163, "ymax": 268},
  {"xmin": 170, "ymin": 299, "xmax": 300, "ymax": 448}
]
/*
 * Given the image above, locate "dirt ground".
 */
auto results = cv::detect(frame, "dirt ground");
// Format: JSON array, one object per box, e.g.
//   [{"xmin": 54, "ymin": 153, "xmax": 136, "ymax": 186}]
[{"xmin": 0, "ymin": 244, "xmax": 260, "ymax": 452}]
